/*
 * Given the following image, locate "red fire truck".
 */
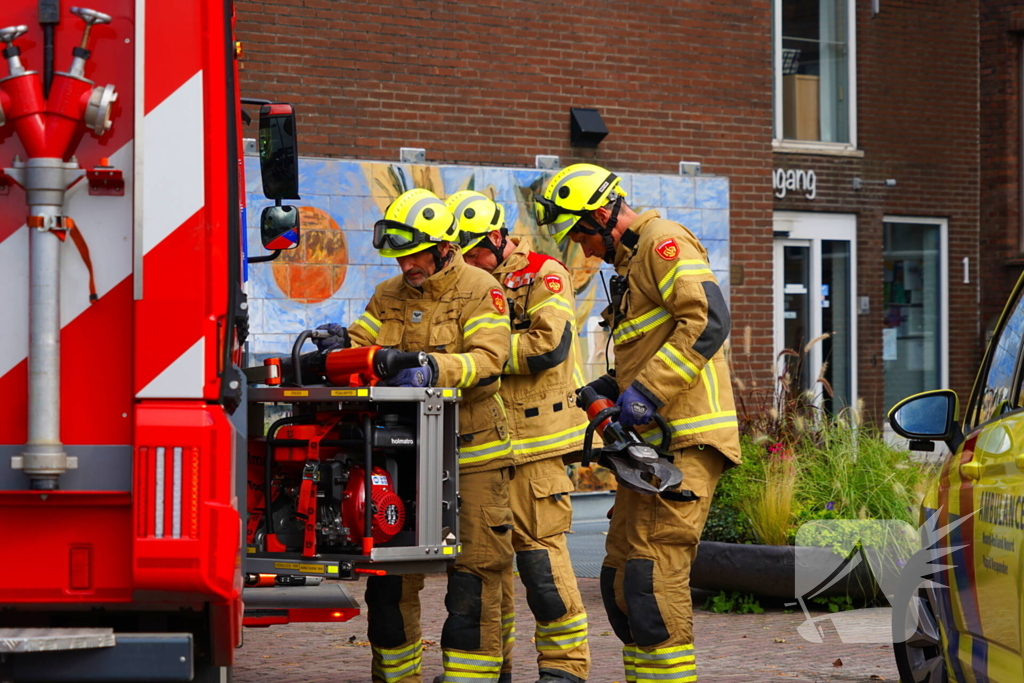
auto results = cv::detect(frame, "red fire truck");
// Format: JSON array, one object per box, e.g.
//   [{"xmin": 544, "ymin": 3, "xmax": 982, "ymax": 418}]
[{"xmin": 0, "ymin": 1, "xmax": 461, "ymax": 680}]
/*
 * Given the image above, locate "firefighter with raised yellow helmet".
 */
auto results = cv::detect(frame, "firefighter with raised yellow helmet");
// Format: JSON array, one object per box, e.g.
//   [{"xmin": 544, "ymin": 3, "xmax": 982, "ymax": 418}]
[
  {"xmin": 447, "ymin": 191, "xmax": 590, "ymax": 683},
  {"xmin": 535, "ymin": 164, "xmax": 741, "ymax": 683},
  {"xmin": 342, "ymin": 188, "xmax": 515, "ymax": 683}
]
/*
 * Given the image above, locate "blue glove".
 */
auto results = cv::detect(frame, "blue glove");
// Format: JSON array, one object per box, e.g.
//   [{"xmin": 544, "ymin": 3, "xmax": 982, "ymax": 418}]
[
  {"xmin": 314, "ymin": 323, "xmax": 350, "ymax": 352},
  {"xmin": 383, "ymin": 364, "xmax": 434, "ymax": 388},
  {"xmin": 615, "ymin": 384, "xmax": 658, "ymax": 428}
]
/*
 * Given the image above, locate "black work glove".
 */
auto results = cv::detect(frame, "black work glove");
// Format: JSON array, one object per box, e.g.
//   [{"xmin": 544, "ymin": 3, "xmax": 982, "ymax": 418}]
[
  {"xmin": 313, "ymin": 323, "xmax": 350, "ymax": 352},
  {"xmin": 576, "ymin": 373, "xmax": 620, "ymax": 412}
]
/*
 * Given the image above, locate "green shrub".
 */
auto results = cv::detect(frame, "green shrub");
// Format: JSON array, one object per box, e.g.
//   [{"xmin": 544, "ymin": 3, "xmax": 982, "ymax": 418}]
[
  {"xmin": 716, "ymin": 421, "xmax": 929, "ymax": 546},
  {"xmin": 706, "ymin": 343, "xmax": 937, "ymax": 548},
  {"xmin": 702, "ymin": 503, "xmax": 756, "ymax": 544},
  {"xmin": 811, "ymin": 595, "xmax": 855, "ymax": 613},
  {"xmin": 702, "ymin": 591, "xmax": 765, "ymax": 614}
]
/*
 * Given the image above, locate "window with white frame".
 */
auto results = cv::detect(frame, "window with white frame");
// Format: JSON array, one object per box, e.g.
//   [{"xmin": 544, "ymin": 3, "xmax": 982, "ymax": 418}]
[
  {"xmin": 881, "ymin": 218, "xmax": 948, "ymax": 414},
  {"xmin": 774, "ymin": 0, "xmax": 856, "ymax": 146}
]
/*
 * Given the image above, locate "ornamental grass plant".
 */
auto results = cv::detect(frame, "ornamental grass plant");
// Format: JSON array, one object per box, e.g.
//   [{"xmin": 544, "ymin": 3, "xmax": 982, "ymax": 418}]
[{"xmin": 705, "ymin": 339, "xmax": 934, "ymax": 546}]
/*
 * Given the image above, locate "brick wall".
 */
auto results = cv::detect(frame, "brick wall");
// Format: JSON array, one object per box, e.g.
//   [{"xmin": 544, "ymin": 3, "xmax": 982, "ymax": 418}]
[
  {"xmin": 773, "ymin": 0, "xmax": 980, "ymax": 422},
  {"xmin": 980, "ymin": 2, "xmax": 1024, "ymax": 339},
  {"xmin": 235, "ymin": 0, "xmax": 778, "ymax": 405}
]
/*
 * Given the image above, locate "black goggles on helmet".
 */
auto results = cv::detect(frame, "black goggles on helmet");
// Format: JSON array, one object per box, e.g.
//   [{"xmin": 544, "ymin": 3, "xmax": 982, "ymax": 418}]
[
  {"xmin": 372, "ymin": 219, "xmax": 440, "ymax": 251},
  {"xmin": 457, "ymin": 204, "xmax": 504, "ymax": 248},
  {"xmin": 534, "ymin": 195, "xmax": 588, "ymax": 226},
  {"xmin": 457, "ymin": 228, "xmax": 488, "ymax": 250}
]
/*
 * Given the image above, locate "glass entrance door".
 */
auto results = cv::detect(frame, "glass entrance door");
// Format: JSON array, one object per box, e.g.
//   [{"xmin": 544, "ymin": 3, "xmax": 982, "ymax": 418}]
[
  {"xmin": 882, "ymin": 218, "xmax": 947, "ymax": 412},
  {"xmin": 774, "ymin": 213, "xmax": 857, "ymax": 413},
  {"xmin": 779, "ymin": 241, "xmax": 813, "ymax": 392}
]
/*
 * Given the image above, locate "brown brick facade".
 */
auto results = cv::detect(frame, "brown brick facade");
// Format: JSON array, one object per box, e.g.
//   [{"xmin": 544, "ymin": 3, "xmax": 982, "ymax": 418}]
[
  {"xmin": 769, "ymin": 1, "xmax": 980, "ymax": 422},
  {"xmin": 980, "ymin": 3, "xmax": 1024, "ymax": 342}
]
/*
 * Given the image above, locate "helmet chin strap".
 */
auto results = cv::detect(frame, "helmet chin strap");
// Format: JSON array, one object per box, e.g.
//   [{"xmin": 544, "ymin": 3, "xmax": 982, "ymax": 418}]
[
  {"xmin": 580, "ymin": 197, "xmax": 623, "ymax": 264},
  {"xmin": 427, "ymin": 244, "xmax": 452, "ymax": 273},
  {"xmin": 483, "ymin": 229, "xmax": 508, "ymax": 267}
]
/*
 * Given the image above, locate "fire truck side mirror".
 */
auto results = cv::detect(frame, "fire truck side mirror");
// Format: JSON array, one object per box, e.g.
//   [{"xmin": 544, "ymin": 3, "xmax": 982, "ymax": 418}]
[
  {"xmin": 258, "ymin": 103, "xmax": 299, "ymax": 201},
  {"xmin": 260, "ymin": 205, "xmax": 300, "ymax": 251}
]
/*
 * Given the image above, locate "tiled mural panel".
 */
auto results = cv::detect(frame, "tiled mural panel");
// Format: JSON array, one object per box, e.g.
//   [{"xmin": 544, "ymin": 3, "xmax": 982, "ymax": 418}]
[{"xmin": 244, "ymin": 156, "xmax": 731, "ymax": 391}]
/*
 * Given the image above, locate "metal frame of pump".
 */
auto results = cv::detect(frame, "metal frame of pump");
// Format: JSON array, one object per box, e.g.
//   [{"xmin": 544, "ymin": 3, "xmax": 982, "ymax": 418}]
[
  {"xmin": 0, "ymin": 7, "xmax": 118, "ymax": 490},
  {"xmin": 245, "ymin": 385, "xmax": 463, "ymax": 578}
]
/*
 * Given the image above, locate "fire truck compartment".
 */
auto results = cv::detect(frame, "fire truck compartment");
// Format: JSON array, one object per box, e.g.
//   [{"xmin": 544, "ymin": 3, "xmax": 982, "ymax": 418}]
[{"xmin": 0, "ymin": 631, "xmax": 193, "ymax": 682}]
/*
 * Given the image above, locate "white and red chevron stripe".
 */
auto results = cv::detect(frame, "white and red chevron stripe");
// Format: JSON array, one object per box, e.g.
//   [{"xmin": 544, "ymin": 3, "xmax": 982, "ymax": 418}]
[{"xmin": 0, "ymin": 0, "xmax": 234, "ymax": 443}]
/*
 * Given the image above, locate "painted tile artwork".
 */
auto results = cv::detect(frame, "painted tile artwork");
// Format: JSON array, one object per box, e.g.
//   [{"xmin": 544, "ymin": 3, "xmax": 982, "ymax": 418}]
[{"xmin": 244, "ymin": 157, "xmax": 730, "ymax": 491}]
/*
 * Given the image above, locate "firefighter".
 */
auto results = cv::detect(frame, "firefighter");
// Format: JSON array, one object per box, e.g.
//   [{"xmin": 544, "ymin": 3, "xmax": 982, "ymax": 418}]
[
  {"xmin": 446, "ymin": 191, "xmax": 590, "ymax": 683},
  {"xmin": 341, "ymin": 188, "xmax": 516, "ymax": 683},
  {"xmin": 535, "ymin": 164, "xmax": 741, "ymax": 683}
]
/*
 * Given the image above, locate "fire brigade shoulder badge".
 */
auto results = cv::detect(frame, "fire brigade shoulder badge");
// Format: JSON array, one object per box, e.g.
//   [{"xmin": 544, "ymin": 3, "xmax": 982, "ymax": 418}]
[
  {"xmin": 544, "ymin": 274, "xmax": 564, "ymax": 294},
  {"xmin": 490, "ymin": 288, "xmax": 507, "ymax": 314},
  {"xmin": 655, "ymin": 238, "xmax": 679, "ymax": 261}
]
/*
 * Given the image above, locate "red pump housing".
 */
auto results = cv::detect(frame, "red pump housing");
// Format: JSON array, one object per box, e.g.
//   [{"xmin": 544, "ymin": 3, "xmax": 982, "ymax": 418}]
[{"xmin": 343, "ymin": 465, "xmax": 405, "ymax": 544}]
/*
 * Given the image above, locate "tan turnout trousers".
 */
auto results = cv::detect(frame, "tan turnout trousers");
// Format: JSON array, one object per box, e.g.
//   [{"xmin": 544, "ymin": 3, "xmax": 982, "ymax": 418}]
[
  {"xmin": 366, "ymin": 467, "xmax": 515, "ymax": 683},
  {"xmin": 499, "ymin": 457, "xmax": 589, "ymax": 682},
  {"xmin": 601, "ymin": 446, "xmax": 726, "ymax": 683}
]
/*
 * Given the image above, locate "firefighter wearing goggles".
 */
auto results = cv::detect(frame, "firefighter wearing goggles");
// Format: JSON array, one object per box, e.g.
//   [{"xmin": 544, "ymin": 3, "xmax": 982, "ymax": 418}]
[
  {"xmin": 448, "ymin": 191, "xmax": 591, "ymax": 683},
  {"xmin": 536, "ymin": 165, "xmax": 741, "ymax": 683},
  {"xmin": 347, "ymin": 188, "xmax": 516, "ymax": 683}
]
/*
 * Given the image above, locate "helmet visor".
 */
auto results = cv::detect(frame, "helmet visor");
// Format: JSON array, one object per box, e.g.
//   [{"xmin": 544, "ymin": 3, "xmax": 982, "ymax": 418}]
[{"xmin": 373, "ymin": 219, "xmax": 434, "ymax": 251}]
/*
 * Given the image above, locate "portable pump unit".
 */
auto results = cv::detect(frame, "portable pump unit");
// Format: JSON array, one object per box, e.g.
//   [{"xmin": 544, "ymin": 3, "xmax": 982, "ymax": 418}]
[{"xmin": 243, "ymin": 330, "xmax": 462, "ymax": 581}]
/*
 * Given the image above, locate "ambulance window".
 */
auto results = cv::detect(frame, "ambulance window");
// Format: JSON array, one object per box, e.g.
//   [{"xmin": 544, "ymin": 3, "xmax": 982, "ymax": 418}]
[{"xmin": 971, "ymin": 287, "xmax": 1024, "ymax": 428}]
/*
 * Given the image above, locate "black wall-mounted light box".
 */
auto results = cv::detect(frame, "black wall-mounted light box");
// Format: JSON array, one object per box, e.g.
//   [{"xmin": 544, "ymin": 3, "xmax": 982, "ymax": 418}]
[{"xmin": 569, "ymin": 107, "xmax": 609, "ymax": 148}]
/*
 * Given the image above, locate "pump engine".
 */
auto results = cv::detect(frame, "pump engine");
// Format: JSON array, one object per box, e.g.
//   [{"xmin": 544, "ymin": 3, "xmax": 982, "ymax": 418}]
[{"xmin": 247, "ymin": 412, "xmax": 417, "ymax": 557}]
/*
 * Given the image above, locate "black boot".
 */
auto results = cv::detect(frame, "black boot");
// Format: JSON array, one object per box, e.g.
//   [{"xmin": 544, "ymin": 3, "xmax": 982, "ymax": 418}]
[{"xmin": 536, "ymin": 673, "xmax": 583, "ymax": 683}]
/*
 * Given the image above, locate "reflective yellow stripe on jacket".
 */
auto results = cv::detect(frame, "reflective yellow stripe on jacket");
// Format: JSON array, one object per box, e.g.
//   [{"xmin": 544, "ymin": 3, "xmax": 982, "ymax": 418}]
[
  {"xmin": 452, "ymin": 353, "xmax": 478, "ymax": 388},
  {"xmin": 458, "ymin": 436, "xmax": 513, "ymax": 466},
  {"xmin": 657, "ymin": 260, "xmax": 713, "ymax": 301},
  {"xmin": 354, "ymin": 312, "xmax": 382, "ymax": 340},
  {"xmin": 507, "ymin": 334, "xmax": 521, "ymax": 374},
  {"xmin": 701, "ymin": 358, "xmax": 722, "ymax": 413},
  {"xmin": 655, "ymin": 343, "xmax": 700, "ymax": 383},
  {"xmin": 640, "ymin": 411, "xmax": 738, "ymax": 441},
  {"xmin": 527, "ymin": 295, "xmax": 574, "ymax": 318},
  {"xmin": 512, "ymin": 423, "xmax": 588, "ymax": 457},
  {"xmin": 613, "ymin": 307, "xmax": 672, "ymax": 345},
  {"xmin": 464, "ymin": 311, "xmax": 511, "ymax": 339}
]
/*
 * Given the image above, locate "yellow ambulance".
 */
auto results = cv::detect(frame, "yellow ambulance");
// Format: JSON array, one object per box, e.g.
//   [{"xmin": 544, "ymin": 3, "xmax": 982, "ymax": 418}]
[{"xmin": 889, "ymin": 272, "xmax": 1024, "ymax": 683}]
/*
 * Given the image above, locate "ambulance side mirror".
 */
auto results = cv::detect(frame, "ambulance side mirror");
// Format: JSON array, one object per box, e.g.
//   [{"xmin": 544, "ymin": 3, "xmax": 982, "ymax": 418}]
[
  {"xmin": 258, "ymin": 103, "xmax": 299, "ymax": 201},
  {"xmin": 888, "ymin": 389, "xmax": 963, "ymax": 452}
]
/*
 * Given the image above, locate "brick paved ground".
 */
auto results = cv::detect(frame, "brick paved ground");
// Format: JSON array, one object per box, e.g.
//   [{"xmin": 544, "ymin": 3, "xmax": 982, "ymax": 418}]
[{"xmin": 235, "ymin": 575, "xmax": 900, "ymax": 683}]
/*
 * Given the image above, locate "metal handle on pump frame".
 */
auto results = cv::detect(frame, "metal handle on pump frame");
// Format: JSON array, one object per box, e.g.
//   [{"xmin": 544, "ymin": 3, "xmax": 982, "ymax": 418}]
[{"xmin": 363, "ymin": 414, "xmax": 374, "ymax": 556}]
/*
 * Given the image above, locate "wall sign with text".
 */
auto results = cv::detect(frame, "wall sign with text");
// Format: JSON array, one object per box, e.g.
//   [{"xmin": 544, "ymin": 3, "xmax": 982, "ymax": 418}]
[{"xmin": 773, "ymin": 168, "xmax": 817, "ymax": 200}]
